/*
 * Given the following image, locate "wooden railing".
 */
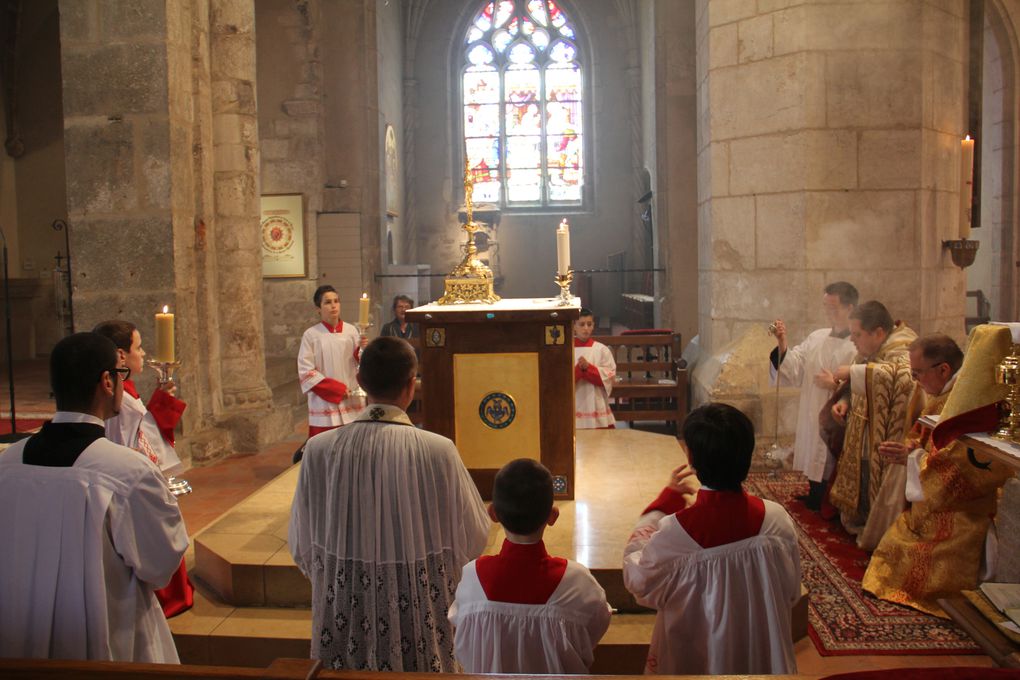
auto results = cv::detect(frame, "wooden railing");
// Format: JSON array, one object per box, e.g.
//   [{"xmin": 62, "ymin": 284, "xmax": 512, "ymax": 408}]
[{"xmin": 595, "ymin": 332, "xmax": 688, "ymax": 433}]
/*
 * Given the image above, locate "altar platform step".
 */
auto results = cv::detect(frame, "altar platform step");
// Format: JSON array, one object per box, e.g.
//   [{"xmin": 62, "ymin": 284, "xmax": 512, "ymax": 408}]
[
  {"xmin": 181, "ymin": 428, "xmax": 807, "ymax": 670},
  {"xmin": 193, "ymin": 429, "xmax": 690, "ymax": 612}
]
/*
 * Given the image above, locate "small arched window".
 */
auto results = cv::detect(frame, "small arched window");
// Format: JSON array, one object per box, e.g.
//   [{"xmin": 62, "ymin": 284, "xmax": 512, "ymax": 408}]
[{"xmin": 462, "ymin": 0, "xmax": 584, "ymax": 209}]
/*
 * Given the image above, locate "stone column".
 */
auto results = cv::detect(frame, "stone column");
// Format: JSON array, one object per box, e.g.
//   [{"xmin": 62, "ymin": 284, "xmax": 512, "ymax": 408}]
[
  {"xmin": 58, "ymin": 0, "xmax": 184, "ymax": 367},
  {"xmin": 693, "ymin": 0, "xmax": 968, "ymax": 437},
  {"xmin": 209, "ymin": 0, "xmax": 275, "ymax": 435}
]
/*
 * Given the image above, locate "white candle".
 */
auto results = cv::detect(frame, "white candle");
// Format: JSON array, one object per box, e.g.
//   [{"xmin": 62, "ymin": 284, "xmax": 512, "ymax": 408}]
[
  {"xmin": 155, "ymin": 305, "xmax": 175, "ymax": 363},
  {"xmin": 556, "ymin": 219, "xmax": 571, "ymax": 276},
  {"xmin": 359, "ymin": 293, "xmax": 370, "ymax": 326},
  {"xmin": 960, "ymin": 135, "xmax": 975, "ymax": 239}
]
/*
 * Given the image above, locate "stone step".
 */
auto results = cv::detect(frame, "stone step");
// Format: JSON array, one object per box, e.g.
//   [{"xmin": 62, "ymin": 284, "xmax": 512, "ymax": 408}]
[{"xmin": 170, "ymin": 583, "xmax": 652, "ymax": 673}]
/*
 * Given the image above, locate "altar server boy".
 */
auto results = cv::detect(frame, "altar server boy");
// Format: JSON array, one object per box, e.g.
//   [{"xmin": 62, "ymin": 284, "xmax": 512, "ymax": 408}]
[
  {"xmin": 623, "ymin": 403, "xmax": 802, "ymax": 675},
  {"xmin": 449, "ymin": 458, "xmax": 612, "ymax": 674},
  {"xmin": 573, "ymin": 308, "xmax": 616, "ymax": 428}
]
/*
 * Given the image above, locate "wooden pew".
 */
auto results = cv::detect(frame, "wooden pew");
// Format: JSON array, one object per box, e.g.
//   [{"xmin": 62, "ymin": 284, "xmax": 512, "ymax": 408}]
[{"xmin": 594, "ymin": 332, "xmax": 688, "ymax": 434}]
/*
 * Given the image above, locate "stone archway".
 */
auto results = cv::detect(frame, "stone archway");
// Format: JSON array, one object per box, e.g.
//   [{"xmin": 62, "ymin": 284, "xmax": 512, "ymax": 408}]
[{"xmin": 971, "ymin": 0, "xmax": 1020, "ymax": 324}]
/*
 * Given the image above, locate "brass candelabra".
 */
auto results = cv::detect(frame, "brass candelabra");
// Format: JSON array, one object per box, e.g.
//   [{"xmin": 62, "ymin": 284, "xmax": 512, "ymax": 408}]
[{"xmin": 994, "ymin": 343, "xmax": 1020, "ymax": 442}]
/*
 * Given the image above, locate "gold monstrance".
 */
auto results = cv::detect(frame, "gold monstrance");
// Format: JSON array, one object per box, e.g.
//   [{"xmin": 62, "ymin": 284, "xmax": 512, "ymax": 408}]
[{"xmin": 438, "ymin": 156, "xmax": 501, "ymax": 305}]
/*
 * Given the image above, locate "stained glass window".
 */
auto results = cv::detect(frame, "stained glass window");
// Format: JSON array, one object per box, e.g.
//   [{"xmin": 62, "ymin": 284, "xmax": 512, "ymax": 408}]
[{"xmin": 462, "ymin": 0, "xmax": 584, "ymax": 208}]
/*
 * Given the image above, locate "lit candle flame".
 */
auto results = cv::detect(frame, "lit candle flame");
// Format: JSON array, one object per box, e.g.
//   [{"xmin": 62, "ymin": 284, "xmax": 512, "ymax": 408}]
[
  {"xmin": 965, "ymin": 135, "xmax": 972, "ymax": 141},
  {"xmin": 162, "ymin": 305, "xmax": 169, "ymax": 314}
]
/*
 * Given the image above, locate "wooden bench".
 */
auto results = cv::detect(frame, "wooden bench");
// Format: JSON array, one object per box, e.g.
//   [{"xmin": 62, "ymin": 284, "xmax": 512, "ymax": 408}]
[{"xmin": 594, "ymin": 332, "xmax": 688, "ymax": 434}]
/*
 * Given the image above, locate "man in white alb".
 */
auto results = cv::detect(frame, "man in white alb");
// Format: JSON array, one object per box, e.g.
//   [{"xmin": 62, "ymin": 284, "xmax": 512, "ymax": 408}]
[
  {"xmin": 770, "ymin": 281, "xmax": 858, "ymax": 510},
  {"xmin": 289, "ymin": 336, "xmax": 489, "ymax": 671},
  {"xmin": 0, "ymin": 332, "xmax": 188, "ymax": 662}
]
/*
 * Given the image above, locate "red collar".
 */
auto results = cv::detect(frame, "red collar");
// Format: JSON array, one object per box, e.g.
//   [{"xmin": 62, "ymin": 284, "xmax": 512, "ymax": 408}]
[
  {"xmin": 496, "ymin": 538, "xmax": 551, "ymax": 560},
  {"xmin": 321, "ymin": 320, "xmax": 343, "ymax": 333},
  {"xmin": 573, "ymin": 337, "xmax": 595, "ymax": 347},
  {"xmin": 676, "ymin": 488, "xmax": 766, "ymax": 548},
  {"xmin": 123, "ymin": 379, "xmax": 140, "ymax": 400}
]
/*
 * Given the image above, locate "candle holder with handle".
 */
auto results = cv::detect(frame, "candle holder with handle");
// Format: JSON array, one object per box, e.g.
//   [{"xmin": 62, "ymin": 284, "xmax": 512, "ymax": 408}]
[
  {"xmin": 349, "ymin": 323, "xmax": 372, "ymax": 400},
  {"xmin": 555, "ymin": 269, "xmax": 574, "ymax": 306},
  {"xmin": 145, "ymin": 358, "xmax": 192, "ymax": 496}
]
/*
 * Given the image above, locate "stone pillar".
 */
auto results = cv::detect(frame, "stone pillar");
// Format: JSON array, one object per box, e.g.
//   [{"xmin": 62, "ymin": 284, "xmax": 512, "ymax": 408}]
[
  {"xmin": 59, "ymin": 0, "xmax": 182, "ymax": 364},
  {"xmin": 694, "ymin": 0, "xmax": 968, "ymax": 438},
  {"xmin": 209, "ymin": 0, "xmax": 274, "ymax": 428}
]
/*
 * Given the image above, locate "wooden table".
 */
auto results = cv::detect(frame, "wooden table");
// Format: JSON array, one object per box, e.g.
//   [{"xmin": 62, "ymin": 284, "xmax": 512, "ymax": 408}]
[{"xmin": 938, "ymin": 595, "xmax": 1020, "ymax": 668}]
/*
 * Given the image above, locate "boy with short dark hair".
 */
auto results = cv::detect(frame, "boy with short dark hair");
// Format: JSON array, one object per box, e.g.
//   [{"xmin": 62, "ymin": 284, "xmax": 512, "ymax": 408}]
[
  {"xmin": 623, "ymin": 403, "xmax": 801, "ymax": 675},
  {"xmin": 573, "ymin": 308, "xmax": 616, "ymax": 429},
  {"xmin": 449, "ymin": 458, "xmax": 611, "ymax": 674},
  {"xmin": 297, "ymin": 284, "xmax": 367, "ymax": 436}
]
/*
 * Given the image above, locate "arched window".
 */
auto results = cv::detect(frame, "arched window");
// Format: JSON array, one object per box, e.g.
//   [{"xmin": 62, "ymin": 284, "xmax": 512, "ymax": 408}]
[{"xmin": 462, "ymin": 0, "xmax": 584, "ymax": 209}]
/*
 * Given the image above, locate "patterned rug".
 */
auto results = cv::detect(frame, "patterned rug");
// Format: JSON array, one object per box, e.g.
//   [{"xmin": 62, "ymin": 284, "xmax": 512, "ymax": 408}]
[{"xmin": 745, "ymin": 470, "xmax": 982, "ymax": 656}]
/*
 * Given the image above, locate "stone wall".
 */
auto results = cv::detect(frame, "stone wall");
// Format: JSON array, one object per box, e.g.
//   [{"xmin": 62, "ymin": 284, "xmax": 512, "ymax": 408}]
[
  {"xmin": 692, "ymin": 0, "xmax": 969, "ymax": 441},
  {"xmin": 643, "ymin": 0, "xmax": 698, "ymax": 344},
  {"xmin": 255, "ymin": 0, "xmax": 324, "ymax": 358}
]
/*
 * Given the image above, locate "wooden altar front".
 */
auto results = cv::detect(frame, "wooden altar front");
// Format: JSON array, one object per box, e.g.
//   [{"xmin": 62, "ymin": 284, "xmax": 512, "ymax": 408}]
[{"xmin": 405, "ymin": 298, "xmax": 580, "ymax": 499}]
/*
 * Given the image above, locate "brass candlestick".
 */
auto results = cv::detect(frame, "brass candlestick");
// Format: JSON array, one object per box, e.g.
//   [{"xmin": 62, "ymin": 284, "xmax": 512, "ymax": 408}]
[
  {"xmin": 145, "ymin": 358, "xmax": 191, "ymax": 496},
  {"xmin": 439, "ymin": 154, "xmax": 500, "ymax": 305},
  {"xmin": 555, "ymin": 269, "xmax": 574, "ymax": 306},
  {"xmin": 349, "ymin": 323, "xmax": 372, "ymax": 400},
  {"xmin": 994, "ymin": 342, "xmax": 1020, "ymax": 442}
]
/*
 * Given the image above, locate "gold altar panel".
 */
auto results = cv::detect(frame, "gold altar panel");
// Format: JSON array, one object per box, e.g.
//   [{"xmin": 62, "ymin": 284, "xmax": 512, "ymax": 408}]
[{"xmin": 453, "ymin": 352, "xmax": 541, "ymax": 469}]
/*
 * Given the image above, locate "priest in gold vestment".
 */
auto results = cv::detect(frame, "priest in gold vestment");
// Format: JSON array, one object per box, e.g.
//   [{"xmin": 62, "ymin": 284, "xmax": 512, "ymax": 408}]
[
  {"xmin": 829, "ymin": 301, "xmax": 916, "ymax": 549},
  {"xmin": 864, "ymin": 325, "xmax": 1015, "ymax": 617}
]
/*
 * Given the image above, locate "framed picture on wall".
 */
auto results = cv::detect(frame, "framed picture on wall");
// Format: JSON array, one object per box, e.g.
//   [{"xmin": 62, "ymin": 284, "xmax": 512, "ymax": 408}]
[{"xmin": 260, "ymin": 194, "xmax": 306, "ymax": 278}]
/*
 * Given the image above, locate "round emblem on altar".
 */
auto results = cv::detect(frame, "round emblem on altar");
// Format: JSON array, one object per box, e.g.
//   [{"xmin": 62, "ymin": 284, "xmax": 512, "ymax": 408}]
[
  {"xmin": 261, "ymin": 216, "xmax": 295, "ymax": 254},
  {"xmin": 479, "ymin": 392, "xmax": 516, "ymax": 430}
]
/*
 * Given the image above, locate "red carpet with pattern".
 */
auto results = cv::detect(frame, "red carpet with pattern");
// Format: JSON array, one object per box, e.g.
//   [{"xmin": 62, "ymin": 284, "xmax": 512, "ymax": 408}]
[{"xmin": 745, "ymin": 470, "xmax": 982, "ymax": 656}]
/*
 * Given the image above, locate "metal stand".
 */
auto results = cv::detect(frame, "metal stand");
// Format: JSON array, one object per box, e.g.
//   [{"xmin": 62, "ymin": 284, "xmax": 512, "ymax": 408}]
[
  {"xmin": 555, "ymin": 269, "xmax": 574, "ymax": 306},
  {"xmin": 145, "ymin": 358, "xmax": 191, "ymax": 495},
  {"xmin": 0, "ymin": 226, "xmax": 27, "ymax": 444},
  {"xmin": 349, "ymin": 323, "xmax": 372, "ymax": 400}
]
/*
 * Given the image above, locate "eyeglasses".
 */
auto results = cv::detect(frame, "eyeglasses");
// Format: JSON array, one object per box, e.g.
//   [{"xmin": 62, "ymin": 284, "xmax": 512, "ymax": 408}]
[
  {"xmin": 107, "ymin": 367, "xmax": 132, "ymax": 382},
  {"xmin": 910, "ymin": 363, "xmax": 944, "ymax": 380}
]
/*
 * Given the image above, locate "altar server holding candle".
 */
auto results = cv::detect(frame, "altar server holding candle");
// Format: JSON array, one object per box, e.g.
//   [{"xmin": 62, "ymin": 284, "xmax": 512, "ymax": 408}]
[
  {"xmin": 93, "ymin": 319, "xmax": 193, "ymax": 619},
  {"xmin": 298, "ymin": 285, "xmax": 368, "ymax": 437}
]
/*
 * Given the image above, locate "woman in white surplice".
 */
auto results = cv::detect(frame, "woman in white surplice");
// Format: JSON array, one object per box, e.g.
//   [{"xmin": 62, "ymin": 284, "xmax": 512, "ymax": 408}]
[{"xmin": 289, "ymin": 337, "xmax": 488, "ymax": 672}]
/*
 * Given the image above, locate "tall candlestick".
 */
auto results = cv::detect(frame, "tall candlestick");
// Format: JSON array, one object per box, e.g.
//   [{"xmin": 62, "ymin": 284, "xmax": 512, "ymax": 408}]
[
  {"xmin": 556, "ymin": 218, "xmax": 571, "ymax": 276},
  {"xmin": 359, "ymin": 293, "xmax": 370, "ymax": 326},
  {"xmin": 155, "ymin": 305, "xmax": 175, "ymax": 363},
  {"xmin": 960, "ymin": 135, "xmax": 975, "ymax": 239}
]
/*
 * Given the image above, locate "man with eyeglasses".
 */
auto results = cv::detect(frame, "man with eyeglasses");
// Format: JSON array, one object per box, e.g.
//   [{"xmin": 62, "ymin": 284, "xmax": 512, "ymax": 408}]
[
  {"xmin": 0, "ymin": 332, "xmax": 187, "ymax": 662},
  {"xmin": 863, "ymin": 330, "xmax": 1012, "ymax": 616}
]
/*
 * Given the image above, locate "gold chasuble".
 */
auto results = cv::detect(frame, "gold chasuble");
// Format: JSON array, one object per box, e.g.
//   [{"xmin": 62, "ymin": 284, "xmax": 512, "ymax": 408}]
[
  {"xmin": 831, "ymin": 323, "xmax": 917, "ymax": 525},
  {"xmin": 864, "ymin": 325, "xmax": 1015, "ymax": 617}
]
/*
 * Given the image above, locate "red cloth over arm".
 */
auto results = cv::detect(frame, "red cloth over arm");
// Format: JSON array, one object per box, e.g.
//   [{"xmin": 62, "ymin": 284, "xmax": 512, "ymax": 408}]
[
  {"xmin": 574, "ymin": 363, "xmax": 604, "ymax": 387},
  {"xmin": 146, "ymin": 389, "xmax": 187, "ymax": 446},
  {"xmin": 311, "ymin": 378, "xmax": 347, "ymax": 404},
  {"xmin": 642, "ymin": 487, "xmax": 689, "ymax": 516}
]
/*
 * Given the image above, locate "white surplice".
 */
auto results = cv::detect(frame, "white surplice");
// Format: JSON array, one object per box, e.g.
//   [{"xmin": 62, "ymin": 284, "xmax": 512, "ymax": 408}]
[
  {"xmin": 297, "ymin": 321, "xmax": 366, "ymax": 429},
  {"xmin": 0, "ymin": 413, "xmax": 187, "ymax": 663},
  {"xmin": 288, "ymin": 403, "xmax": 489, "ymax": 671},
  {"xmin": 622, "ymin": 500, "xmax": 801, "ymax": 675},
  {"xmin": 106, "ymin": 391, "xmax": 182, "ymax": 473},
  {"xmin": 574, "ymin": 340, "xmax": 616, "ymax": 429},
  {"xmin": 771, "ymin": 328, "xmax": 856, "ymax": 482},
  {"xmin": 449, "ymin": 559, "xmax": 611, "ymax": 674}
]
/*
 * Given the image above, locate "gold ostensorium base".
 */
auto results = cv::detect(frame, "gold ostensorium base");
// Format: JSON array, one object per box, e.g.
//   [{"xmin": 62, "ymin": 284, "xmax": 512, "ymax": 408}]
[
  {"xmin": 994, "ymin": 342, "xmax": 1020, "ymax": 442},
  {"xmin": 438, "ymin": 276, "xmax": 501, "ymax": 305}
]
